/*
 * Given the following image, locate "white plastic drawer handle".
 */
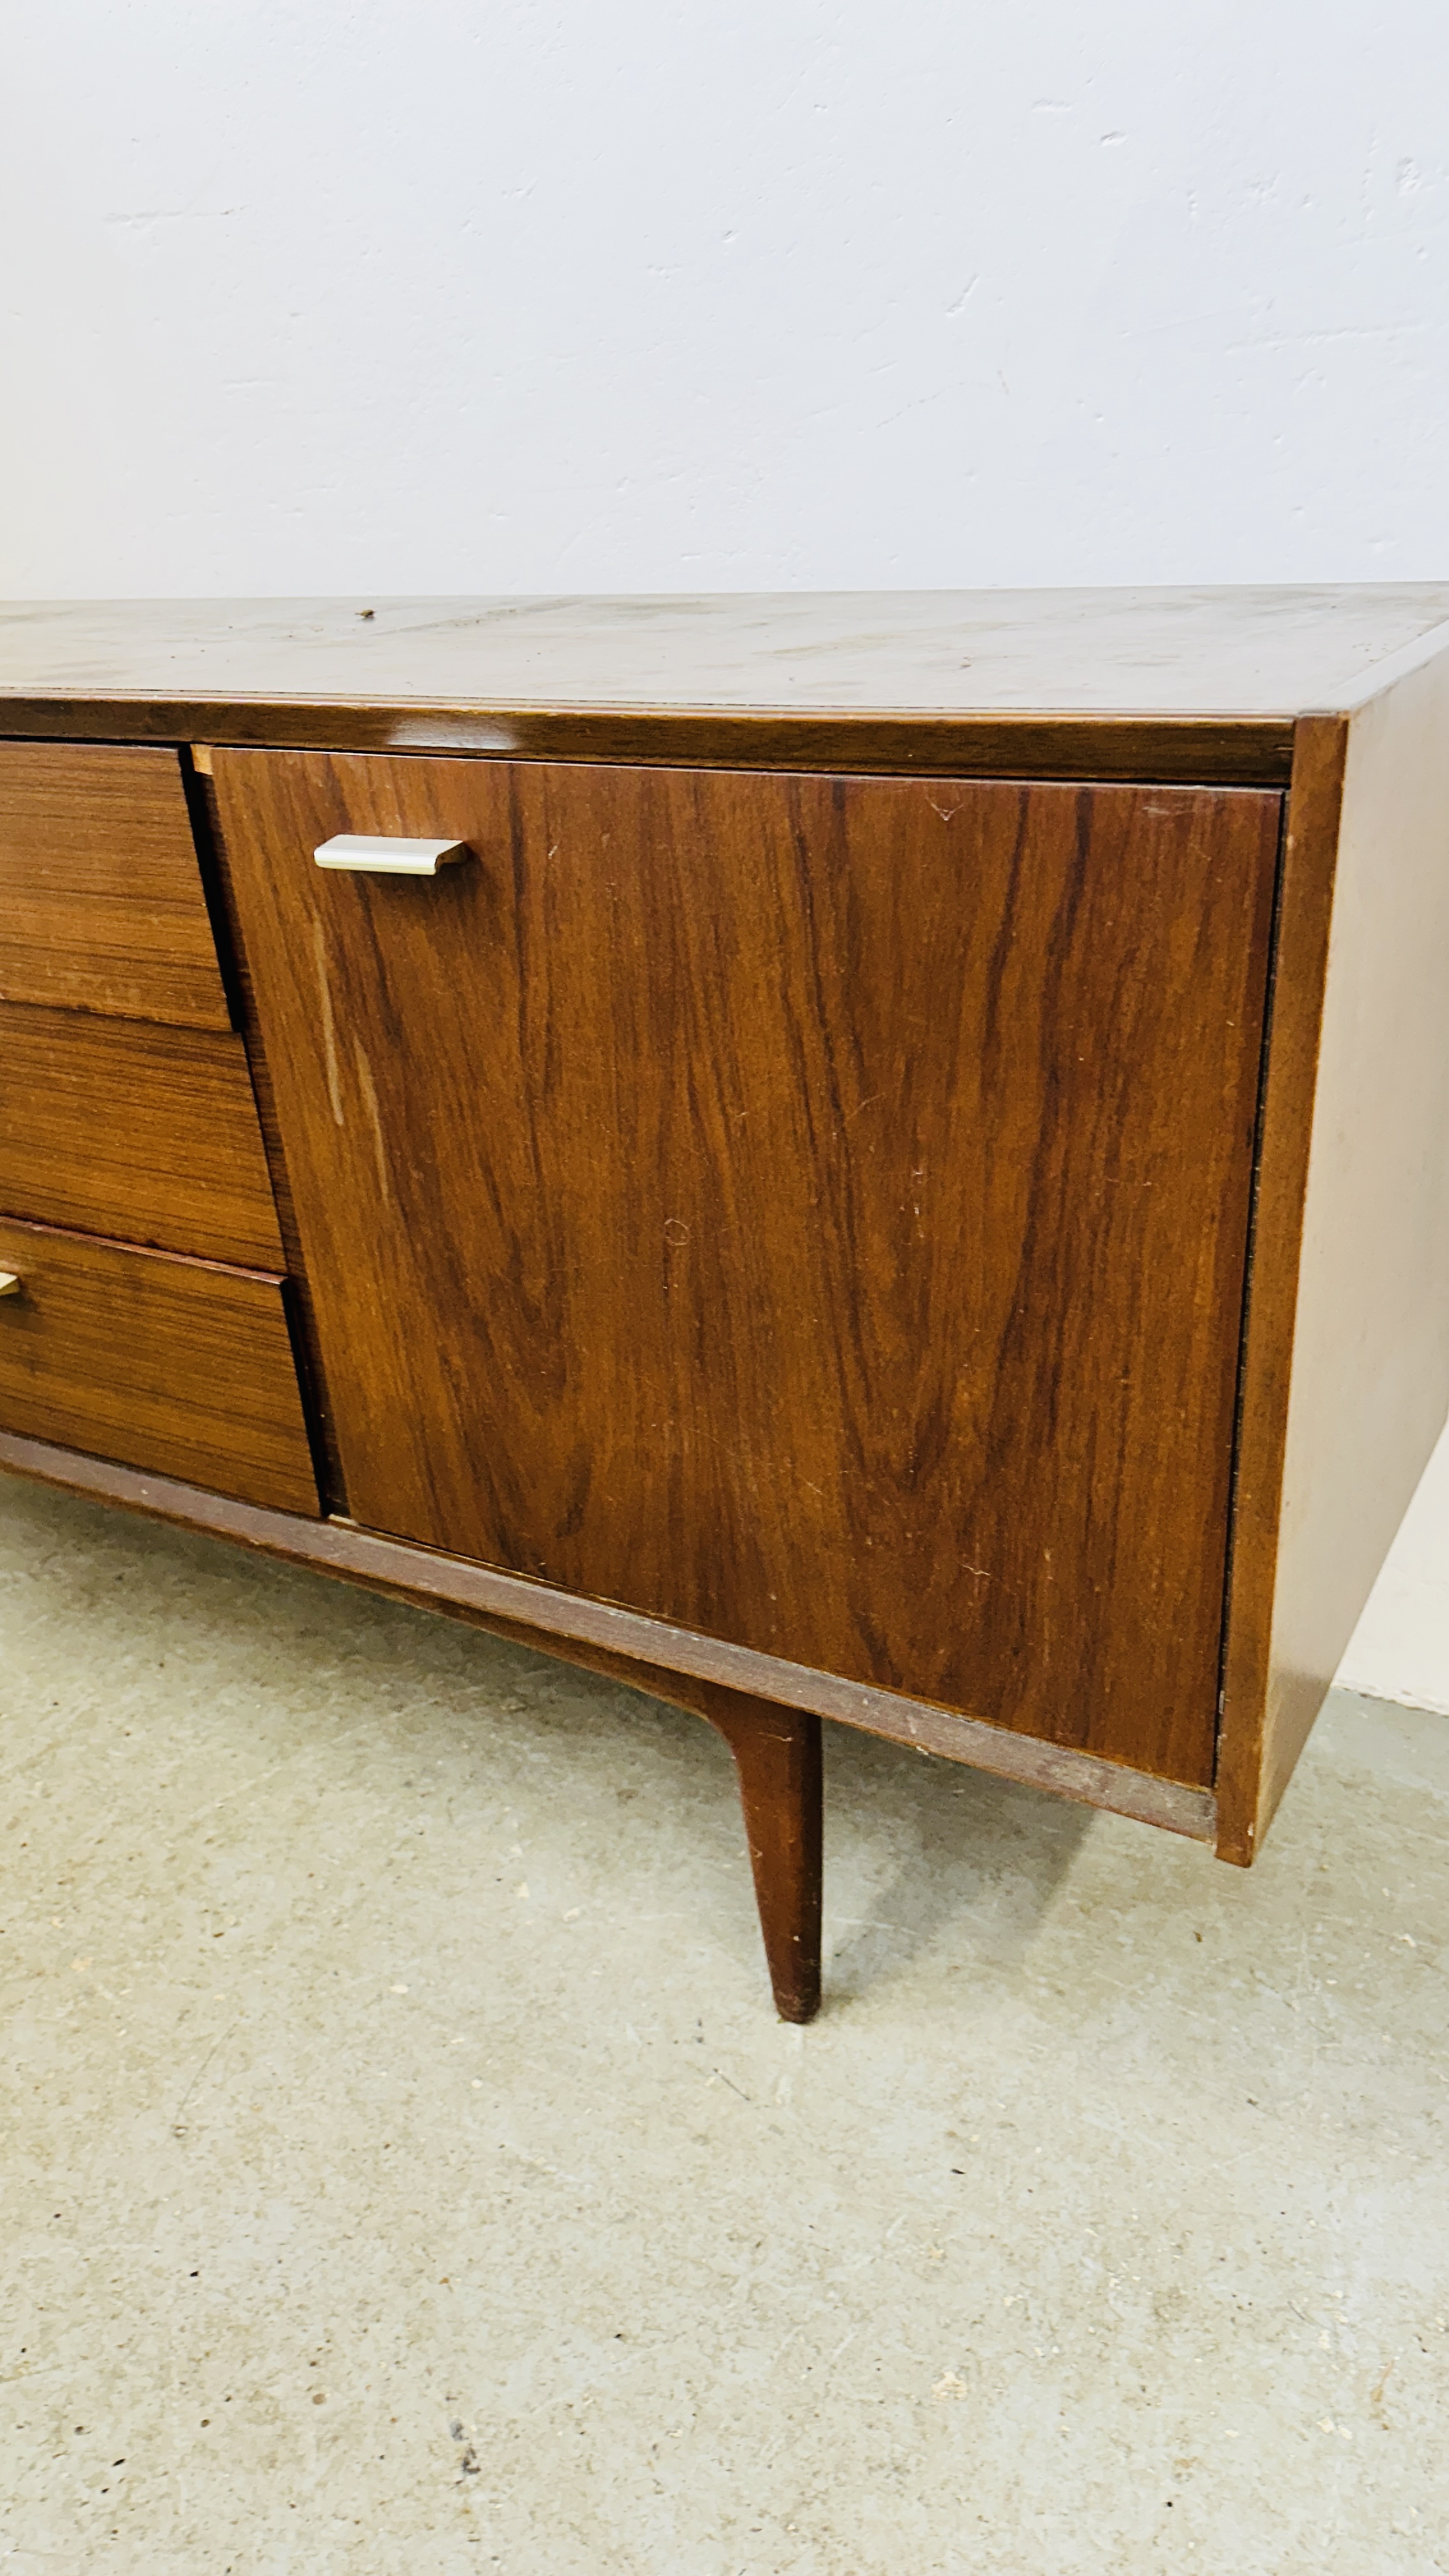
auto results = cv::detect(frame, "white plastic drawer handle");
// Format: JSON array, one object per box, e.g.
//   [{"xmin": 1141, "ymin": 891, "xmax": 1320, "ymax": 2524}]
[
  {"xmin": 314, "ymin": 835, "xmax": 470, "ymax": 876},
  {"xmin": 0, "ymin": 1273, "xmax": 19, "ymax": 1297}
]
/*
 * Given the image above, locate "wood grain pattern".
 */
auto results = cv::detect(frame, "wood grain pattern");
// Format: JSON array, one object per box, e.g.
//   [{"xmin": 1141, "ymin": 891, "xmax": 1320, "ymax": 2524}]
[
  {"xmin": 0, "ymin": 745, "xmax": 233, "ymax": 1027},
  {"xmin": 1218, "ymin": 664, "xmax": 1449, "ymax": 1859},
  {"xmin": 690, "ymin": 1693, "xmax": 823, "ymax": 2021},
  {"xmin": 0, "ymin": 1426, "xmax": 1218, "ymax": 1841},
  {"xmin": 0, "ymin": 703, "xmax": 1293, "ymax": 785},
  {"xmin": 0, "ymin": 1002, "xmax": 284, "ymax": 1266},
  {"xmin": 0, "ymin": 1219, "xmax": 318, "ymax": 1515},
  {"xmin": 216, "ymin": 749, "xmax": 1280, "ymax": 1788}
]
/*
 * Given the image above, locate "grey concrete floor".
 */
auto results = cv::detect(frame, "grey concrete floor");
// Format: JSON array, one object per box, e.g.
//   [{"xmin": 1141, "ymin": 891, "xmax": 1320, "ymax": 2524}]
[{"xmin": 1, "ymin": 1475, "xmax": 1447, "ymax": 2575}]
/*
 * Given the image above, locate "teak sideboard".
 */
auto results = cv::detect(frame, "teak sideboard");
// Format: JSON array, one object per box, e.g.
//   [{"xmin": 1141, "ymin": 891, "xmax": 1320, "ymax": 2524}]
[{"xmin": 3, "ymin": 590, "xmax": 1449, "ymax": 2020}]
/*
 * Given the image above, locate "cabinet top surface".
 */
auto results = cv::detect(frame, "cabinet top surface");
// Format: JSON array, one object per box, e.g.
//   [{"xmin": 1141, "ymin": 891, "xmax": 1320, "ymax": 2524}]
[{"xmin": 3, "ymin": 587, "xmax": 1449, "ymax": 724}]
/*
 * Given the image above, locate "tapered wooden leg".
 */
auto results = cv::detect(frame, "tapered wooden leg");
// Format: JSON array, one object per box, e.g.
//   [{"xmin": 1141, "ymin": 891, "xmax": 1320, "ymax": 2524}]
[
  {"xmin": 370, "ymin": 1593, "xmax": 825, "ymax": 2019},
  {"xmin": 694, "ymin": 1691, "xmax": 824, "ymax": 2023}
]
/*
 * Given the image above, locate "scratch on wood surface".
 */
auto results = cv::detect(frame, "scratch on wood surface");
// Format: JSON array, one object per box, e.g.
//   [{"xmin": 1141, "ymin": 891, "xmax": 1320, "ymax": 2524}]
[
  {"xmin": 312, "ymin": 915, "xmax": 344, "ymax": 1126},
  {"xmin": 353, "ymin": 1038, "xmax": 391, "ymax": 1205}
]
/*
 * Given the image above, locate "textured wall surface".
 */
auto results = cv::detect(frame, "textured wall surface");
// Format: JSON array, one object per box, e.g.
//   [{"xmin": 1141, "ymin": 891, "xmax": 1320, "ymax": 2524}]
[
  {"xmin": 2, "ymin": 3, "xmax": 1448, "ymax": 594},
  {"xmin": 2, "ymin": 3, "xmax": 1447, "ymax": 1706},
  {"xmin": 1341, "ymin": 1427, "xmax": 1449, "ymax": 1713}
]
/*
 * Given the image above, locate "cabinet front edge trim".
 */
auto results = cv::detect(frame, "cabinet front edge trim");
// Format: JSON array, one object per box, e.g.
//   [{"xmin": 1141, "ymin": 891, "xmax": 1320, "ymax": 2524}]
[{"xmin": 0, "ymin": 700, "xmax": 1295, "ymax": 785}]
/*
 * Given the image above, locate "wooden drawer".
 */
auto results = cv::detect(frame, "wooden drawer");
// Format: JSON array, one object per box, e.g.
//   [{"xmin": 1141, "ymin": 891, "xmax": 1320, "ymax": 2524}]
[
  {"xmin": 0, "ymin": 1217, "xmax": 318, "ymax": 1515},
  {"xmin": 0, "ymin": 1002, "xmax": 284, "ymax": 1268},
  {"xmin": 0, "ymin": 744, "xmax": 231, "ymax": 1027}
]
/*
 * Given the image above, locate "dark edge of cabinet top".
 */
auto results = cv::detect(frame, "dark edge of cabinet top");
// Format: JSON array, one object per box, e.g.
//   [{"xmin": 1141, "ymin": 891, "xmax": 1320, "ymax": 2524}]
[{"xmin": 3, "ymin": 588, "xmax": 1449, "ymax": 778}]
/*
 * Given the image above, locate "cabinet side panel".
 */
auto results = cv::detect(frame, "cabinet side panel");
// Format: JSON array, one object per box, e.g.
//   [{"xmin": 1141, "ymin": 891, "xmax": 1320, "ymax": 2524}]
[{"xmin": 1218, "ymin": 658, "xmax": 1449, "ymax": 1859}]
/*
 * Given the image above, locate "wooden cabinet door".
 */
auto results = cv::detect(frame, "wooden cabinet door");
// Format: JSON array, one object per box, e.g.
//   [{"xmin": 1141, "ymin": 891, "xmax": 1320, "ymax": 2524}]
[{"xmin": 215, "ymin": 753, "xmax": 1280, "ymax": 1786}]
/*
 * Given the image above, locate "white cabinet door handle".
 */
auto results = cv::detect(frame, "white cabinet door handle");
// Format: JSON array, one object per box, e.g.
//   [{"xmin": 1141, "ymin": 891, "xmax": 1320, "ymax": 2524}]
[{"xmin": 314, "ymin": 835, "xmax": 470, "ymax": 876}]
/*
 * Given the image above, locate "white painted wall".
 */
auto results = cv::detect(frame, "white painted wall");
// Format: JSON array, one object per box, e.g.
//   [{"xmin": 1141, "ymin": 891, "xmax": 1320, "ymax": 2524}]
[
  {"xmin": 3, "ymin": 3, "xmax": 1448, "ymax": 1703},
  {"xmin": 3, "ymin": 3, "xmax": 1449, "ymax": 594},
  {"xmin": 1340, "ymin": 1429, "xmax": 1449, "ymax": 1712}
]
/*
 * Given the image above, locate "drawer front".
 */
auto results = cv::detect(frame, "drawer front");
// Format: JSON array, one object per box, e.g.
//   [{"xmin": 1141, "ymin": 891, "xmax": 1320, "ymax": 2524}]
[
  {"xmin": 0, "ymin": 1003, "xmax": 284, "ymax": 1268},
  {"xmin": 0, "ymin": 1217, "xmax": 318, "ymax": 1515},
  {"xmin": 217, "ymin": 750, "xmax": 1282, "ymax": 1787},
  {"xmin": 0, "ymin": 744, "xmax": 231, "ymax": 1027}
]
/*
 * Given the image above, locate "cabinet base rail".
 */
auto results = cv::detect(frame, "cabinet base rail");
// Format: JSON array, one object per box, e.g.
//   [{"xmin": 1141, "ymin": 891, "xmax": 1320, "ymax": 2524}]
[{"xmin": 0, "ymin": 1428, "xmax": 1217, "ymax": 2021}]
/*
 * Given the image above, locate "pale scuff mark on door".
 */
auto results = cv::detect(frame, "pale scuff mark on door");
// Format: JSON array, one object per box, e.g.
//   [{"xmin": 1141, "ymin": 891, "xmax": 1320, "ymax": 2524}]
[
  {"xmin": 312, "ymin": 915, "xmax": 344, "ymax": 1126},
  {"xmin": 353, "ymin": 1037, "xmax": 391, "ymax": 1206}
]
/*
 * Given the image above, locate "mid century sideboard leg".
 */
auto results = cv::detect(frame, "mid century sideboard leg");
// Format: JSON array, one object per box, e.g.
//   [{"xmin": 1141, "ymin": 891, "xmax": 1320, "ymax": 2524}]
[
  {"xmin": 440, "ymin": 1615, "xmax": 828, "ymax": 2018},
  {"xmin": 692, "ymin": 1689, "xmax": 824, "ymax": 2023},
  {"xmin": 347, "ymin": 1589, "xmax": 829, "ymax": 2020}
]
